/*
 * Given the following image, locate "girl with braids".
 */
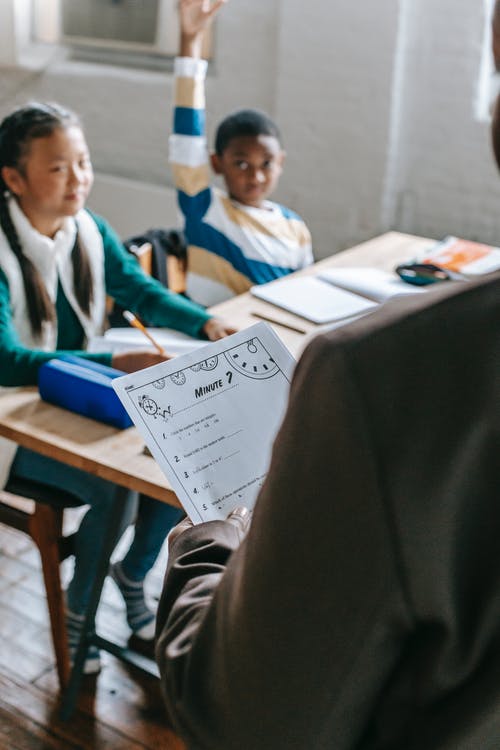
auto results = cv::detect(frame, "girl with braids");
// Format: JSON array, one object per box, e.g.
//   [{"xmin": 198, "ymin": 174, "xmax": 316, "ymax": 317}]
[{"xmin": 0, "ymin": 102, "xmax": 235, "ymax": 673}]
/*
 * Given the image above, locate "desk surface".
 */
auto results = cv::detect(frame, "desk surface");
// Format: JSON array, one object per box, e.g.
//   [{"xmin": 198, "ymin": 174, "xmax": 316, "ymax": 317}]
[
  {"xmin": 0, "ymin": 231, "xmax": 431, "ymax": 504},
  {"xmin": 210, "ymin": 231, "xmax": 432, "ymax": 357},
  {"xmin": 0, "ymin": 387, "xmax": 179, "ymax": 505}
]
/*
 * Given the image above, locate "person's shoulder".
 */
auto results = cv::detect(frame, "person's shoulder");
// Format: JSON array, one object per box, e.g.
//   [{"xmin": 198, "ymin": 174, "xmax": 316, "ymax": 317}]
[
  {"xmin": 82, "ymin": 208, "xmax": 112, "ymax": 235},
  {"xmin": 271, "ymin": 201, "xmax": 307, "ymax": 224},
  {"xmin": 264, "ymin": 201, "xmax": 311, "ymax": 248},
  {"xmin": 81, "ymin": 209, "xmax": 123, "ymax": 249},
  {"xmin": 271, "ymin": 201, "xmax": 301, "ymax": 220}
]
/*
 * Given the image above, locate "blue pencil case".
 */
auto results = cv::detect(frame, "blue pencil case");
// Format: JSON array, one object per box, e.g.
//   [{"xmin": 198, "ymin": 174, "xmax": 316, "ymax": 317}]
[{"xmin": 38, "ymin": 355, "xmax": 133, "ymax": 429}]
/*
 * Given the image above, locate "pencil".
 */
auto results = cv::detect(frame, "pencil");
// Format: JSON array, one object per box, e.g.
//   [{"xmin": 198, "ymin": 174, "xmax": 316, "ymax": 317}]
[{"xmin": 122, "ymin": 310, "xmax": 166, "ymax": 355}]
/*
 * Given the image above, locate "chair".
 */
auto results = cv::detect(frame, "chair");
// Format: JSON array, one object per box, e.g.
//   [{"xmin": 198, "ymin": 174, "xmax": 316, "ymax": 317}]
[
  {"xmin": 106, "ymin": 228, "xmax": 189, "ymax": 328},
  {"xmin": 125, "ymin": 228, "xmax": 188, "ymax": 294},
  {"xmin": 0, "ymin": 477, "xmax": 79, "ymax": 688}
]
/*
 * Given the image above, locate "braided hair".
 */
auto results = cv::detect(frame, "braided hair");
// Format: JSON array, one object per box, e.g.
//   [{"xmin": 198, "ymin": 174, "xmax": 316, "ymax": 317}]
[{"xmin": 0, "ymin": 102, "xmax": 94, "ymax": 337}]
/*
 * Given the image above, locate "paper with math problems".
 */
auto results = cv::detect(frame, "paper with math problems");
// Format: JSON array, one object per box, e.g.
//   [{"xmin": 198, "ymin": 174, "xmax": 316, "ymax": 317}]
[{"xmin": 112, "ymin": 323, "xmax": 295, "ymax": 523}]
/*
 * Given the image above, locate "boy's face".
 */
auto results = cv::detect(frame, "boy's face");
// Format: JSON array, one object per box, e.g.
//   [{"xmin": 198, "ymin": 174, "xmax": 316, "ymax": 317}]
[{"xmin": 210, "ymin": 134, "xmax": 284, "ymax": 208}]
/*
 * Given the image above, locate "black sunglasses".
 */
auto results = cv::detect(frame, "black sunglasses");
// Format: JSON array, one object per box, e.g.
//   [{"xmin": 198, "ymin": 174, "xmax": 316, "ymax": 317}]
[{"xmin": 395, "ymin": 262, "xmax": 463, "ymax": 286}]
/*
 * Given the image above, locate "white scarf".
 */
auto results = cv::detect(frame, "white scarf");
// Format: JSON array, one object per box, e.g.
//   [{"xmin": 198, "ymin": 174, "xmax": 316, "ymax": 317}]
[
  {"xmin": 0, "ymin": 196, "xmax": 106, "ymax": 348},
  {"xmin": 0, "ymin": 197, "xmax": 107, "ymax": 488}
]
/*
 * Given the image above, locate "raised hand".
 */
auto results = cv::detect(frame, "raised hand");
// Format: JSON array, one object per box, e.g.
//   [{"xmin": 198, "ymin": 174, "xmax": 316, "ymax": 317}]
[
  {"xmin": 179, "ymin": 0, "xmax": 227, "ymax": 57},
  {"xmin": 180, "ymin": 0, "xmax": 227, "ymax": 38}
]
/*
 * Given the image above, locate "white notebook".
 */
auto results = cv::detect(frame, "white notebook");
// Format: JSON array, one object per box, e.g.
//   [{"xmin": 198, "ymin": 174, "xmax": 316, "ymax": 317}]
[
  {"xmin": 317, "ymin": 267, "xmax": 426, "ymax": 303},
  {"xmin": 88, "ymin": 327, "xmax": 208, "ymax": 355},
  {"xmin": 250, "ymin": 276, "xmax": 377, "ymax": 324}
]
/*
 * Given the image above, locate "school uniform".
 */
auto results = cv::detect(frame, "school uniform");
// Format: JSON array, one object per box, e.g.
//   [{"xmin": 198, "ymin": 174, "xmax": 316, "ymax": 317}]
[
  {"xmin": 170, "ymin": 56, "xmax": 313, "ymax": 305},
  {"xmin": 0, "ymin": 198, "xmax": 208, "ymax": 613}
]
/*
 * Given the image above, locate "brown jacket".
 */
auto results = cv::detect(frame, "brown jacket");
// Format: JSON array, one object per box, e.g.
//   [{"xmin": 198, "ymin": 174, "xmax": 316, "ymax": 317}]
[{"xmin": 156, "ymin": 273, "xmax": 500, "ymax": 750}]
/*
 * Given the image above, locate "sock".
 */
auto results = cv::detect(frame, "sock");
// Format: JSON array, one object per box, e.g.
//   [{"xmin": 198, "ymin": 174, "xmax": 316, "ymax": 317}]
[
  {"xmin": 66, "ymin": 609, "xmax": 101, "ymax": 675},
  {"xmin": 109, "ymin": 561, "xmax": 155, "ymax": 640}
]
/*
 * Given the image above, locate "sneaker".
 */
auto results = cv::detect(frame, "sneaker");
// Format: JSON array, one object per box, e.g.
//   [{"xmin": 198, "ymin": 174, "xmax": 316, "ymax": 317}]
[
  {"xmin": 66, "ymin": 609, "xmax": 101, "ymax": 675},
  {"xmin": 109, "ymin": 561, "xmax": 155, "ymax": 640}
]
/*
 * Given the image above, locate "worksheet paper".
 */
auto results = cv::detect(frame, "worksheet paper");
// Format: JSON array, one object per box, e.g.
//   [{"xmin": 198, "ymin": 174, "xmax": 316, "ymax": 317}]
[{"xmin": 112, "ymin": 323, "xmax": 295, "ymax": 523}]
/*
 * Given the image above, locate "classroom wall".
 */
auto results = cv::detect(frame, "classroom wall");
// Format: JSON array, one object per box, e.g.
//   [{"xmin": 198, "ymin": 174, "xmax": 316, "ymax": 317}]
[
  {"xmin": 273, "ymin": 0, "xmax": 400, "ymax": 254},
  {"xmin": 382, "ymin": 0, "xmax": 500, "ymax": 243},
  {"xmin": 0, "ymin": 0, "xmax": 499, "ymax": 259}
]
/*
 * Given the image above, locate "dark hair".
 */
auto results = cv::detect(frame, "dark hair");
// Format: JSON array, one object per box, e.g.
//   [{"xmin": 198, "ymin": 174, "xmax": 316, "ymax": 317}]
[
  {"xmin": 214, "ymin": 108, "xmax": 282, "ymax": 156},
  {"xmin": 492, "ymin": 95, "xmax": 500, "ymax": 173},
  {"xmin": 0, "ymin": 102, "xmax": 94, "ymax": 337}
]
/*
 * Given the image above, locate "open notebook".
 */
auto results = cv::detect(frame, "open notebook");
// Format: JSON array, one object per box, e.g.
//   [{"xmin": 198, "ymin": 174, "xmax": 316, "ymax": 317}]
[
  {"xmin": 250, "ymin": 276, "xmax": 377, "ymax": 324},
  {"xmin": 250, "ymin": 268, "xmax": 424, "ymax": 324},
  {"xmin": 316, "ymin": 267, "xmax": 427, "ymax": 303}
]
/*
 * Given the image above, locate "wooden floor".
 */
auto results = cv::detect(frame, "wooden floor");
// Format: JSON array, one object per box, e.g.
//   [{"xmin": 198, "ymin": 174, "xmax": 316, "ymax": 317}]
[{"xmin": 0, "ymin": 509, "xmax": 186, "ymax": 750}]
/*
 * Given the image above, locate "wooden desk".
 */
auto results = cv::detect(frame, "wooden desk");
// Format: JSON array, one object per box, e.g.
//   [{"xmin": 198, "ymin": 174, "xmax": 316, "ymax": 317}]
[
  {"xmin": 0, "ymin": 232, "xmax": 431, "ymax": 485},
  {"xmin": 0, "ymin": 387, "xmax": 179, "ymax": 506},
  {"xmin": 0, "ymin": 230, "xmax": 431, "ymax": 718},
  {"xmin": 210, "ymin": 231, "xmax": 433, "ymax": 357}
]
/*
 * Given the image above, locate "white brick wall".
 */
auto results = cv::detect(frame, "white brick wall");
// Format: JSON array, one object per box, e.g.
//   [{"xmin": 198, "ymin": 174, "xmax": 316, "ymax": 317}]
[
  {"xmin": 1, "ymin": 0, "xmax": 499, "ymax": 253},
  {"xmin": 273, "ymin": 0, "xmax": 400, "ymax": 256},
  {"xmin": 384, "ymin": 0, "xmax": 500, "ymax": 245},
  {"xmin": 88, "ymin": 173, "xmax": 179, "ymax": 238}
]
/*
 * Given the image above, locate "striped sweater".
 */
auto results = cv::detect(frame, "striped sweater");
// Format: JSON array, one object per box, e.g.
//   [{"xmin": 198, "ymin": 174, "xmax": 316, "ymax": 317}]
[{"xmin": 169, "ymin": 56, "xmax": 314, "ymax": 306}]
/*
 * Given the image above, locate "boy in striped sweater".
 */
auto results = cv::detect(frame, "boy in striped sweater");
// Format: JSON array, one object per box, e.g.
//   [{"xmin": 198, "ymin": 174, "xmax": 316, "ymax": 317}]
[{"xmin": 171, "ymin": 0, "xmax": 314, "ymax": 306}]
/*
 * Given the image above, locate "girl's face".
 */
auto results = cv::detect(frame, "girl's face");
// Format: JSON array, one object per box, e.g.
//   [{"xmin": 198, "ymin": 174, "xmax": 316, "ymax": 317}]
[{"xmin": 4, "ymin": 125, "xmax": 93, "ymax": 237}]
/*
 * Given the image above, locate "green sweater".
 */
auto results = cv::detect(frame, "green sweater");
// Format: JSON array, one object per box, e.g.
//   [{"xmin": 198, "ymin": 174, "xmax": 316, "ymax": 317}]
[{"xmin": 0, "ymin": 213, "xmax": 211, "ymax": 386}]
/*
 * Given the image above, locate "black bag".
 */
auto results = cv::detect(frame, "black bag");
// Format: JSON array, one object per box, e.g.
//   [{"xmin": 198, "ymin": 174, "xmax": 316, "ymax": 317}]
[
  {"xmin": 124, "ymin": 228, "xmax": 187, "ymax": 289},
  {"xmin": 107, "ymin": 228, "xmax": 190, "ymax": 327}
]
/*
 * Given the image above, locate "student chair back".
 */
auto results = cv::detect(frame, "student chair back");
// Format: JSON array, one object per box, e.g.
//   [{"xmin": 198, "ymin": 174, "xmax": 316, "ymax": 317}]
[
  {"xmin": 125, "ymin": 228, "xmax": 188, "ymax": 294},
  {"xmin": 106, "ymin": 228, "xmax": 189, "ymax": 327}
]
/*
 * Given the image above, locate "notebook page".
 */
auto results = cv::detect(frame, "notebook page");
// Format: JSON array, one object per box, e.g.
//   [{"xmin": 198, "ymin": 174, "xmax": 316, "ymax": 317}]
[
  {"xmin": 317, "ymin": 267, "xmax": 426, "ymax": 303},
  {"xmin": 250, "ymin": 277, "xmax": 377, "ymax": 324}
]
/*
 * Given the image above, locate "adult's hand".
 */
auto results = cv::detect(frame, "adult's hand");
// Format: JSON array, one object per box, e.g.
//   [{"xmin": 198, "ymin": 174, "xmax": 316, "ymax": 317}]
[
  {"xmin": 168, "ymin": 506, "xmax": 250, "ymax": 551},
  {"xmin": 112, "ymin": 349, "xmax": 173, "ymax": 373},
  {"xmin": 202, "ymin": 317, "xmax": 238, "ymax": 340}
]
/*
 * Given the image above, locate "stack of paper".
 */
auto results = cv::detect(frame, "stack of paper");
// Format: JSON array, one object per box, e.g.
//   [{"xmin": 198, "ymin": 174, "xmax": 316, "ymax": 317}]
[
  {"xmin": 88, "ymin": 327, "xmax": 207, "ymax": 355},
  {"xmin": 420, "ymin": 236, "xmax": 500, "ymax": 275}
]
